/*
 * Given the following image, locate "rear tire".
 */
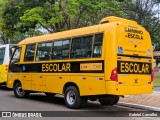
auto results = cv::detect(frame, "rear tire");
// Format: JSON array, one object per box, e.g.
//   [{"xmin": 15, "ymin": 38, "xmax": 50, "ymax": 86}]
[
  {"xmin": 99, "ymin": 95, "xmax": 119, "ymax": 106},
  {"xmin": 14, "ymin": 82, "xmax": 29, "ymax": 98},
  {"xmin": 113, "ymin": 96, "xmax": 119, "ymax": 105},
  {"xmin": 64, "ymin": 86, "xmax": 86, "ymax": 109}
]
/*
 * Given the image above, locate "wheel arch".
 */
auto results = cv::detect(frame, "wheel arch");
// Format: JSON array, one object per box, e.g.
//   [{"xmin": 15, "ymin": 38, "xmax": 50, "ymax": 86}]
[
  {"xmin": 63, "ymin": 82, "xmax": 80, "ymax": 94},
  {"xmin": 13, "ymin": 79, "xmax": 21, "ymax": 88}
]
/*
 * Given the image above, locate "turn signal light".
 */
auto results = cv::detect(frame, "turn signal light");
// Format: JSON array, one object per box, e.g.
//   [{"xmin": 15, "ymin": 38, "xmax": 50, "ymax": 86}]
[{"xmin": 5, "ymin": 65, "xmax": 8, "ymax": 71}]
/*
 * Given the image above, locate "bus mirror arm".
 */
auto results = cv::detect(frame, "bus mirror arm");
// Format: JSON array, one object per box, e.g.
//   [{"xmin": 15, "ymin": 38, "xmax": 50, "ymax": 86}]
[
  {"xmin": 10, "ymin": 46, "xmax": 18, "ymax": 49},
  {"xmin": 14, "ymin": 62, "xmax": 20, "ymax": 65},
  {"xmin": 11, "ymin": 61, "xmax": 20, "ymax": 65}
]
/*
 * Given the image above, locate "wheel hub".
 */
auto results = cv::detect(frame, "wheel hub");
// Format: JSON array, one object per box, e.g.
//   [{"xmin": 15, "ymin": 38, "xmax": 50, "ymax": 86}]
[
  {"xmin": 16, "ymin": 86, "xmax": 25, "ymax": 96},
  {"xmin": 67, "ymin": 91, "xmax": 76, "ymax": 105}
]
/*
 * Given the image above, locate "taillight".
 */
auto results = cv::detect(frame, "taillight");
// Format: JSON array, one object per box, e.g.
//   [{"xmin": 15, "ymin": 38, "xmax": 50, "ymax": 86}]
[
  {"xmin": 5, "ymin": 65, "xmax": 8, "ymax": 71},
  {"xmin": 151, "ymin": 68, "xmax": 154, "ymax": 82},
  {"xmin": 110, "ymin": 67, "xmax": 118, "ymax": 82}
]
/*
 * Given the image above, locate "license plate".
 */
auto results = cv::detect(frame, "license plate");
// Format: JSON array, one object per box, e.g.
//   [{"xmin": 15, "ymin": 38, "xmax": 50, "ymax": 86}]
[{"xmin": 117, "ymin": 61, "xmax": 151, "ymax": 74}]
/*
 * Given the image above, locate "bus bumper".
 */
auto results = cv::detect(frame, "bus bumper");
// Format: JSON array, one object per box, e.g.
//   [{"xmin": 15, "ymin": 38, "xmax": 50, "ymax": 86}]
[{"xmin": 105, "ymin": 81, "xmax": 153, "ymax": 95}]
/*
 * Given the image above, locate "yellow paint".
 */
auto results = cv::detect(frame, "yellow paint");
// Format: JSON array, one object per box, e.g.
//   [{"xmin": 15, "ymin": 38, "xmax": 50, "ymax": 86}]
[
  {"xmin": 7, "ymin": 16, "xmax": 153, "ymax": 97},
  {"xmin": 0, "ymin": 64, "xmax": 8, "ymax": 84}
]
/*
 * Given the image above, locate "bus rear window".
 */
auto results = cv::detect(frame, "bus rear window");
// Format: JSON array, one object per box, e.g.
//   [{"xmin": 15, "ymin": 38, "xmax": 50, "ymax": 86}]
[{"xmin": 0, "ymin": 48, "xmax": 5, "ymax": 64}]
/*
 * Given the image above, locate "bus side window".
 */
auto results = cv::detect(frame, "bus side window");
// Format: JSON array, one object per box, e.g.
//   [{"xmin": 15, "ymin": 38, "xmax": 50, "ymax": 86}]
[
  {"xmin": 62, "ymin": 39, "xmax": 70, "ymax": 59},
  {"xmin": 51, "ymin": 39, "xmax": 70, "ymax": 60},
  {"xmin": 82, "ymin": 35, "xmax": 92, "ymax": 58},
  {"xmin": 24, "ymin": 44, "xmax": 36, "ymax": 62},
  {"xmin": 71, "ymin": 35, "xmax": 92, "ymax": 58},
  {"xmin": 36, "ymin": 42, "xmax": 52, "ymax": 61},
  {"xmin": 0, "ymin": 48, "xmax": 5, "ymax": 64},
  {"xmin": 93, "ymin": 33, "xmax": 103, "ymax": 58},
  {"xmin": 70, "ymin": 37, "xmax": 81, "ymax": 58},
  {"xmin": 52, "ymin": 41, "xmax": 62, "ymax": 60}
]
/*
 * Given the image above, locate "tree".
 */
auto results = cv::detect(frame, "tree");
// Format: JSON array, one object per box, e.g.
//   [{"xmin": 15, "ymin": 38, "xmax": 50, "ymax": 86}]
[
  {"xmin": 0, "ymin": 0, "xmax": 48, "ymax": 43},
  {"xmin": 119, "ymin": 0, "xmax": 160, "ymax": 50},
  {"xmin": 1, "ymin": 0, "xmax": 123, "ymax": 43},
  {"xmin": 0, "ymin": 0, "xmax": 159, "ymax": 47},
  {"xmin": 20, "ymin": 0, "xmax": 124, "ymax": 33}
]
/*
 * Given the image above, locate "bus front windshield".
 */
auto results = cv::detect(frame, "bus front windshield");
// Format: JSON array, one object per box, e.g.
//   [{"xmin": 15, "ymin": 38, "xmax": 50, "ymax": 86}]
[{"xmin": 10, "ymin": 47, "xmax": 21, "ymax": 64}]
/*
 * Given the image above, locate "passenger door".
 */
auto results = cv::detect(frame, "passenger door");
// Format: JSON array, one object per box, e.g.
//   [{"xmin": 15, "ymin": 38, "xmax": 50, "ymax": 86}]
[
  {"xmin": 22, "ymin": 44, "xmax": 36, "ymax": 90},
  {"xmin": 31, "ymin": 42, "xmax": 52, "ymax": 92},
  {"xmin": 8, "ymin": 47, "xmax": 22, "ymax": 88}
]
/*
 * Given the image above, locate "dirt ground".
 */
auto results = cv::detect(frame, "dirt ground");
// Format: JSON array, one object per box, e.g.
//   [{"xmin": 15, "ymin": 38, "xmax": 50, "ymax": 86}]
[{"xmin": 119, "ymin": 92, "xmax": 160, "ymax": 107}]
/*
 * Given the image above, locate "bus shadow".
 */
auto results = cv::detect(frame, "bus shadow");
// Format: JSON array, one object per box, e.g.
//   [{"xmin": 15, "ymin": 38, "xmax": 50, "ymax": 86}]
[
  {"xmin": 26, "ymin": 93, "xmax": 134, "ymax": 111},
  {"xmin": 0, "ymin": 85, "xmax": 12, "ymax": 91},
  {"xmin": 26, "ymin": 93, "xmax": 104, "ymax": 109},
  {"xmin": 27, "ymin": 94, "xmax": 66, "ymax": 107}
]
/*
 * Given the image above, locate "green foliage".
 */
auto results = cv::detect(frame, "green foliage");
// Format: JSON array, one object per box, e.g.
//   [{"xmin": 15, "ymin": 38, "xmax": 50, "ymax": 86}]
[
  {"xmin": 119, "ymin": 0, "xmax": 160, "ymax": 50},
  {"xmin": 0, "ymin": 0, "xmax": 48, "ymax": 43},
  {"xmin": 0, "ymin": 0, "xmax": 125, "ymax": 43},
  {"xmin": 0, "ymin": 0, "xmax": 159, "ymax": 46},
  {"xmin": 154, "ymin": 76, "xmax": 160, "ymax": 87},
  {"xmin": 19, "ymin": 0, "xmax": 123, "ymax": 32}
]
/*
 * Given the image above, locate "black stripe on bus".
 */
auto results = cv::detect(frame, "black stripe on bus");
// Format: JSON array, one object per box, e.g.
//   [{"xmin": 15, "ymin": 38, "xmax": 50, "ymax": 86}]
[
  {"xmin": 117, "ymin": 61, "xmax": 152, "ymax": 74},
  {"xmin": 9, "ymin": 60, "xmax": 104, "ymax": 73},
  {"xmin": 117, "ymin": 54, "xmax": 152, "ymax": 59}
]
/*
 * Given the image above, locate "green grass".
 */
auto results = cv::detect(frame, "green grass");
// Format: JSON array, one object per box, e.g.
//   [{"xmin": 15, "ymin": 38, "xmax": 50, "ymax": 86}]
[{"xmin": 154, "ymin": 76, "xmax": 160, "ymax": 87}]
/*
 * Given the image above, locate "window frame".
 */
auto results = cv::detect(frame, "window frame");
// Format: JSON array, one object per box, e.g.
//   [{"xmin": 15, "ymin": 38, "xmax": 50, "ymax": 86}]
[{"xmin": 21, "ymin": 32, "xmax": 103, "ymax": 62}]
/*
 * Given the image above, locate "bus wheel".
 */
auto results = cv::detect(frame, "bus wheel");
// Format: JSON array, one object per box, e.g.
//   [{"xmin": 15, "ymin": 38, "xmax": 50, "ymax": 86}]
[
  {"xmin": 99, "ymin": 95, "xmax": 119, "ymax": 106},
  {"xmin": 113, "ymin": 96, "xmax": 119, "ymax": 105},
  {"xmin": 64, "ymin": 86, "xmax": 85, "ymax": 109},
  {"xmin": 14, "ymin": 83, "xmax": 29, "ymax": 98},
  {"xmin": 45, "ymin": 93, "xmax": 56, "ymax": 97}
]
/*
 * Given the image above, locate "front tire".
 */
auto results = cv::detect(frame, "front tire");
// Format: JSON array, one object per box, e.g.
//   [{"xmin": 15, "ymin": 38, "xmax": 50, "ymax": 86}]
[
  {"xmin": 14, "ymin": 83, "xmax": 29, "ymax": 98},
  {"xmin": 64, "ymin": 86, "xmax": 87, "ymax": 109},
  {"xmin": 113, "ymin": 96, "xmax": 119, "ymax": 104}
]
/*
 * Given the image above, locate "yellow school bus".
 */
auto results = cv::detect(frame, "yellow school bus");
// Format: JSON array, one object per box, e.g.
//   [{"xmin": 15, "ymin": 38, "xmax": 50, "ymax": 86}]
[
  {"xmin": 7, "ymin": 16, "xmax": 153, "ymax": 109},
  {"xmin": 0, "ymin": 44, "xmax": 16, "ymax": 85}
]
